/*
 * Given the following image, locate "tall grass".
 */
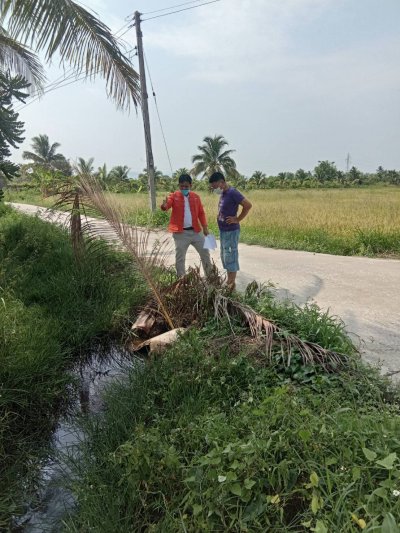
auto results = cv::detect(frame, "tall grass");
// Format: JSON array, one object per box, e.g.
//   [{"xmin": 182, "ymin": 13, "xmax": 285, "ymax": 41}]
[
  {"xmin": 0, "ymin": 205, "xmax": 146, "ymax": 526},
  {"xmin": 6, "ymin": 186, "xmax": 400, "ymax": 256},
  {"xmin": 65, "ymin": 295, "xmax": 400, "ymax": 532}
]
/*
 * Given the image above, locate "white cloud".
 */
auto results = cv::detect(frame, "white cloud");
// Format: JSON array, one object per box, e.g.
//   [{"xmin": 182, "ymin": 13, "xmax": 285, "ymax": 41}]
[{"xmin": 146, "ymin": 0, "xmax": 336, "ymax": 83}]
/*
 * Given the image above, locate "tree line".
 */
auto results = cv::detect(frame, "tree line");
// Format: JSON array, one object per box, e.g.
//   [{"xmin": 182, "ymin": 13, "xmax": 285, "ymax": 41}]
[{"xmin": 6, "ymin": 132, "xmax": 399, "ymax": 198}]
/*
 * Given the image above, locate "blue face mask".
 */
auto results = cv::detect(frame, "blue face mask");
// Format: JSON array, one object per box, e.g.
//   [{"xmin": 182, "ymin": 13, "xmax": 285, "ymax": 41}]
[{"xmin": 181, "ymin": 189, "xmax": 190, "ymax": 197}]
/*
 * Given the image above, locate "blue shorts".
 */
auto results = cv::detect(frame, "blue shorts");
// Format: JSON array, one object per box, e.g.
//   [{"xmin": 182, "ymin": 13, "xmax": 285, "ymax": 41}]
[{"xmin": 220, "ymin": 229, "xmax": 240, "ymax": 272}]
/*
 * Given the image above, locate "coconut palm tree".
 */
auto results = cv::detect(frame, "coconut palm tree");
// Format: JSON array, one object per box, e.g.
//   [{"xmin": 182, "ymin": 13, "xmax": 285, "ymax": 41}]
[
  {"xmin": 191, "ymin": 135, "xmax": 239, "ymax": 179},
  {"xmin": 249, "ymin": 170, "xmax": 266, "ymax": 189},
  {"xmin": 22, "ymin": 134, "xmax": 69, "ymax": 172},
  {"xmin": 0, "ymin": 26, "xmax": 45, "ymax": 94},
  {"xmin": 172, "ymin": 167, "xmax": 190, "ymax": 180},
  {"xmin": 0, "ymin": 0, "xmax": 139, "ymax": 108},
  {"xmin": 77, "ymin": 157, "xmax": 95, "ymax": 175},
  {"xmin": 108, "ymin": 165, "xmax": 130, "ymax": 184}
]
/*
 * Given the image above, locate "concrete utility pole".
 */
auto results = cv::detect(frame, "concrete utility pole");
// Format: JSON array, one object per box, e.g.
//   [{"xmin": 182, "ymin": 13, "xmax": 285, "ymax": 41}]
[
  {"xmin": 134, "ymin": 11, "xmax": 156, "ymax": 212},
  {"xmin": 346, "ymin": 153, "xmax": 351, "ymax": 173}
]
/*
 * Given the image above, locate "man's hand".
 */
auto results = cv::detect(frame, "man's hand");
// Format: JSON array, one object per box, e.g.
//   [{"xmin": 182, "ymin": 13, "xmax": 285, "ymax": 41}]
[
  {"xmin": 226, "ymin": 216, "xmax": 239, "ymax": 224},
  {"xmin": 161, "ymin": 196, "xmax": 168, "ymax": 210},
  {"xmin": 203, "ymin": 226, "xmax": 209, "ymax": 236}
]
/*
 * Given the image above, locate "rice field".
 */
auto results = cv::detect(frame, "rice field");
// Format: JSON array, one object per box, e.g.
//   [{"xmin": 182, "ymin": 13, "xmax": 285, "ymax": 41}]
[{"xmin": 6, "ymin": 186, "xmax": 400, "ymax": 256}]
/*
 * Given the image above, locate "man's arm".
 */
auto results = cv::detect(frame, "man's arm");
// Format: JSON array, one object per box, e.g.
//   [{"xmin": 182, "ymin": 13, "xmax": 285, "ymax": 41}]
[
  {"xmin": 226, "ymin": 199, "xmax": 252, "ymax": 224},
  {"xmin": 161, "ymin": 193, "xmax": 174, "ymax": 211}
]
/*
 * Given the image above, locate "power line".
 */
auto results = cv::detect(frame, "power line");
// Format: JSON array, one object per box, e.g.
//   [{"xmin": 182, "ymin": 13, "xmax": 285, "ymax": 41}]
[
  {"xmin": 144, "ymin": 52, "xmax": 174, "ymax": 174},
  {"xmin": 142, "ymin": 0, "xmax": 222, "ymax": 22},
  {"xmin": 142, "ymin": 0, "xmax": 210, "ymax": 16}
]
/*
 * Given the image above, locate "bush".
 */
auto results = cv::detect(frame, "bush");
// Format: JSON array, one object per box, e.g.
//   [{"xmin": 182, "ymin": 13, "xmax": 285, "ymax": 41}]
[
  {"xmin": 0, "ymin": 208, "xmax": 146, "ymax": 525},
  {"xmin": 66, "ymin": 309, "xmax": 400, "ymax": 531}
]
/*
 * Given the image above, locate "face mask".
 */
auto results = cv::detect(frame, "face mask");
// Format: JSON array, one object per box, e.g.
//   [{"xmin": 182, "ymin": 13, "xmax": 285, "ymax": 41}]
[
  {"xmin": 181, "ymin": 189, "xmax": 190, "ymax": 197},
  {"xmin": 213, "ymin": 188, "xmax": 223, "ymax": 195}
]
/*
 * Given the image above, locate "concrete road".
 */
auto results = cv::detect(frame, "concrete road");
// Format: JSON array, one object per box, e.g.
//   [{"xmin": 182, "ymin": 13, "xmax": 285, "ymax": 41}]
[{"xmin": 9, "ymin": 202, "xmax": 400, "ymax": 375}]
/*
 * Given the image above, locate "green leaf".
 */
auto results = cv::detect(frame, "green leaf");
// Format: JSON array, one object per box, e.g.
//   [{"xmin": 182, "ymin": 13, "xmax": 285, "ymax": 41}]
[
  {"xmin": 311, "ymin": 493, "xmax": 323, "ymax": 514},
  {"xmin": 372, "ymin": 486, "xmax": 387, "ymax": 498},
  {"xmin": 352, "ymin": 466, "xmax": 361, "ymax": 481},
  {"xmin": 310, "ymin": 471, "xmax": 319, "ymax": 487},
  {"xmin": 192, "ymin": 504, "xmax": 203, "ymax": 516},
  {"xmin": 299, "ymin": 429, "xmax": 311, "ymax": 443},
  {"xmin": 230, "ymin": 483, "xmax": 242, "ymax": 497},
  {"xmin": 244, "ymin": 479, "xmax": 256, "ymax": 490},
  {"xmin": 362, "ymin": 448, "xmax": 377, "ymax": 462},
  {"xmin": 325, "ymin": 457, "xmax": 337, "ymax": 466},
  {"xmin": 230, "ymin": 459, "xmax": 240, "ymax": 470},
  {"xmin": 376, "ymin": 453, "xmax": 397, "ymax": 470},
  {"xmin": 311, "ymin": 520, "xmax": 328, "ymax": 533},
  {"xmin": 382, "ymin": 513, "xmax": 400, "ymax": 533},
  {"xmin": 218, "ymin": 475, "xmax": 226, "ymax": 483}
]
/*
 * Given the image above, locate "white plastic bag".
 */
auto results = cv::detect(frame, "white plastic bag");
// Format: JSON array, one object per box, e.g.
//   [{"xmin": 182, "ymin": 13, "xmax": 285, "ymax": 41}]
[{"xmin": 203, "ymin": 234, "xmax": 217, "ymax": 250}]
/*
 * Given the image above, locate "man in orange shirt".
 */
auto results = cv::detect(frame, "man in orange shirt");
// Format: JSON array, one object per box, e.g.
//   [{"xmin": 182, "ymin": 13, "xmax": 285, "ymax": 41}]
[{"xmin": 161, "ymin": 174, "xmax": 212, "ymax": 277}]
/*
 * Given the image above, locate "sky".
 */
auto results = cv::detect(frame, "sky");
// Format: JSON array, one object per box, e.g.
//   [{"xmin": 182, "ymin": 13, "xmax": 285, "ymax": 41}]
[{"xmin": 12, "ymin": 0, "xmax": 400, "ymax": 176}]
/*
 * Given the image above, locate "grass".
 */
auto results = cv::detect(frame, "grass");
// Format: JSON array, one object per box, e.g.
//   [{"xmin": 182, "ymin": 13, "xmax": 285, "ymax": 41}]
[
  {"xmin": 0, "ymin": 204, "xmax": 147, "ymax": 527},
  {"xmin": 64, "ymin": 288, "xmax": 400, "ymax": 532},
  {"xmin": 5, "ymin": 186, "xmax": 400, "ymax": 257}
]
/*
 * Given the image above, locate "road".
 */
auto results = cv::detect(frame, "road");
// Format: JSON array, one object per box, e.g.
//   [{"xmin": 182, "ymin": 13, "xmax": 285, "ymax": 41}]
[{"xmin": 9, "ymin": 202, "xmax": 400, "ymax": 376}]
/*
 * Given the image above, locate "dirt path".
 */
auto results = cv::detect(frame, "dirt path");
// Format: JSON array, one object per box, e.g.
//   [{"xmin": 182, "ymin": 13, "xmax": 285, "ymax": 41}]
[{"xmin": 10, "ymin": 202, "xmax": 400, "ymax": 376}]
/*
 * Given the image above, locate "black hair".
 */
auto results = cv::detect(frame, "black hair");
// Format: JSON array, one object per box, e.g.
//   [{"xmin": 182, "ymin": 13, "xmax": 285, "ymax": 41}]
[
  {"xmin": 209, "ymin": 171, "xmax": 225, "ymax": 184},
  {"xmin": 178, "ymin": 174, "xmax": 192, "ymax": 184}
]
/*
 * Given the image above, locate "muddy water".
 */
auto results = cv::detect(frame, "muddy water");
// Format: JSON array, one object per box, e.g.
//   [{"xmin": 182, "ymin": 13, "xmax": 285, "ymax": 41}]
[{"xmin": 14, "ymin": 345, "xmax": 141, "ymax": 532}]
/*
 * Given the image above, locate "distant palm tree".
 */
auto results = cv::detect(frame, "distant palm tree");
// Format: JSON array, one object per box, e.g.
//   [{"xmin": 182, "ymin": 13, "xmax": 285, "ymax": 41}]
[
  {"xmin": 172, "ymin": 167, "xmax": 190, "ymax": 180},
  {"xmin": 0, "ymin": 0, "xmax": 139, "ymax": 108},
  {"xmin": 108, "ymin": 165, "xmax": 130, "ymax": 184},
  {"xmin": 96, "ymin": 163, "xmax": 108, "ymax": 188},
  {"xmin": 138, "ymin": 167, "xmax": 165, "ymax": 190},
  {"xmin": 249, "ymin": 170, "xmax": 266, "ymax": 188},
  {"xmin": 77, "ymin": 157, "xmax": 95, "ymax": 175},
  {"xmin": 191, "ymin": 135, "xmax": 239, "ymax": 179},
  {"xmin": 22, "ymin": 134, "xmax": 69, "ymax": 172}
]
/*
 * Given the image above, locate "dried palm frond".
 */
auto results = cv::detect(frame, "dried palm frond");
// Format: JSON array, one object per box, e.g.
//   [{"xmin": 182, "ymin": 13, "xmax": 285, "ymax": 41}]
[
  {"xmin": 75, "ymin": 173, "xmax": 175, "ymax": 330},
  {"xmin": 213, "ymin": 293, "xmax": 349, "ymax": 370}
]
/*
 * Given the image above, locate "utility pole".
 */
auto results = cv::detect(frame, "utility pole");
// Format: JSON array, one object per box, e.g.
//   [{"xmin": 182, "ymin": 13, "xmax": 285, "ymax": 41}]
[
  {"xmin": 345, "ymin": 153, "xmax": 351, "ymax": 173},
  {"xmin": 134, "ymin": 11, "xmax": 156, "ymax": 211}
]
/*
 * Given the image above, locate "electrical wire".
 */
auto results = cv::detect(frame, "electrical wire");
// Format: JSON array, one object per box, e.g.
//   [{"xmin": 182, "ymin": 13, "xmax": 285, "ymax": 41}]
[
  {"xmin": 142, "ymin": 0, "xmax": 222, "ymax": 22},
  {"xmin": 144, "ymin": 52, "xmax": 174, "ymax": 174},
  {"xmin": 142, "ymin": 0, "xmax": 209, "ymax": 16}
]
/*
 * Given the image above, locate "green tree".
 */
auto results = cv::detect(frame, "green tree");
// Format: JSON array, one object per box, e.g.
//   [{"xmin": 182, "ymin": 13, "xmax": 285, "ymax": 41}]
[
  {"xmin": 0, "ymin": 0, "xmax": 139, "ymax": 109},
  {"xmin": 22, "ymin": 134, "xmax": 70, "ymax": 173},
  {"xmin": 172, "ymin": 168, "xmax": 189, "ymax": 180},
  {"xmin": 96, "ymin": 163, "xmax": 108, "ymax": 188},
  {"xmin": 138, "ymin": 167, "xmax": 165, "ymax": 191},
  {"xmin": 348, "ymin": 166, "xmax": 362, "ymax": 184},
  {"xmin": 313, "ymin": 160, "xmax": 338, "ymax": 183},
  {"xmin": 76, "ymin": 157, "xmax": 95, "ymax": 175},
  {"xmin": 0, "ymin": 72, "xmax": 29, "ymax": 195},
  {"xmin": 191, "ymin": 135, "xmax": 239, "ymax": 179},
  {"xmin": 249, "ymin": 170, "xmax": 266, "ymax": 189},
  {"xmin": 108, "ymin": 165, "xmax": 130, "ymax": 184}
]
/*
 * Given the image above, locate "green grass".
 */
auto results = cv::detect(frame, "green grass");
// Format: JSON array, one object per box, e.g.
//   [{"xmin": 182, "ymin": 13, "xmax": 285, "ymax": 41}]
[
  {"xmin": 0, "ymin": 204, "xmax": 147, "ymax": 527},
  {"xmin": 6, "ymin": 186, "xmax": 400, "ymax": 257},
  {"xmin": 65, "ymin": 290, "xmax": 400, "ymax": 532}
]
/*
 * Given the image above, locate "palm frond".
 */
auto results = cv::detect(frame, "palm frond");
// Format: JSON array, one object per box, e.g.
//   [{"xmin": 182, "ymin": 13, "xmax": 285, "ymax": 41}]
[
  {"xmin": 213, "ymin": 293, "xmax": 349, "ymax": 370},
  {"xmin": 75, "ymin": 173, "xmax": 175, "ymax": 329},
  {"xmin": 21, "ymin": 151, "xmax": 44, "ymax": 163},
  {"xmin": 2, "ymin": 0, "xmax": 139, "ymax": 109},
  {"xmin": 0, "ymin": 26, "xmax": 45, "ymax": 93}
]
